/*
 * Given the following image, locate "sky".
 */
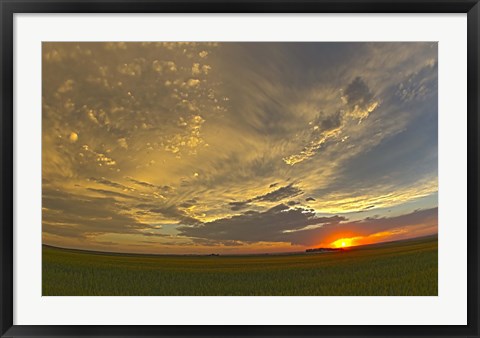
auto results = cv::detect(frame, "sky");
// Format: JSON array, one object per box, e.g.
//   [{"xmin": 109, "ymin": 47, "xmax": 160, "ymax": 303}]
[{"xmin": 42, "ymin": 42, "xmax": 438, "ymax": 254}]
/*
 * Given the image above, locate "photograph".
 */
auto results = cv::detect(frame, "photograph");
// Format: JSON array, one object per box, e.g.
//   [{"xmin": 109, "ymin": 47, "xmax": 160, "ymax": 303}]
[{"xmin": 42, "ymin": 41, "xmax": 438, "ymax": 296}]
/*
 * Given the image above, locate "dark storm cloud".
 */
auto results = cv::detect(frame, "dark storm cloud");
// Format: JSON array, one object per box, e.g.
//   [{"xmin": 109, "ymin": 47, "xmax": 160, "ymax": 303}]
[
  {"xmin": 178, "ymin": 206, "xmax": 437, "ymax": 247},
  {"xmin": 178, "ymin": 203, "xmax": 346, "ymax": 243}
]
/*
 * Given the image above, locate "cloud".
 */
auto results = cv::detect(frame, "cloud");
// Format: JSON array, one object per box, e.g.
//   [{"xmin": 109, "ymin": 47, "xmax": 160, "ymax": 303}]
[
  {"xmin": 86, "ymin": 188, "xmax": 136, "ymax": 200},
  {"xmin": 255, "ymin": 183, "xmax": 303, "ymax": 202},
  {"xmin": 283, "ymin": 76, "xmax": 379, "ymax": 166},
  {"xmin": 179, "ymin": 206, "xmax": 437, "ymax": 247},
  {"xmin": 126, "ymin": 177, "xmax": 157, "ymax": 188},
  {"xmin": 229, "ymin": 201, "xmax": 251, "ymax": 211},
  {"xmin": 228, "ymin": 184, "xmax": 303, "ymax": 210},
  {"xmin": 178, "ymin": 203, "xmax": 346, "ymax": 243},
  {"xmin": 342, "ymin": 77, "xmax": 374, "ymax": 111},
  {"xmin": 125, "ymin": 177, "xmax": 174, "ymax": 194},
  {"xmin": 146, "ymin": 205, "xmax": 201, "ymax": 225},
  {"xmin": 179, "ymin": 199, "xmax": 197, "ymax": 208},
  {"xmin": 117, "ymin": 138, "xmax": 128, "ymax": 149},
  {"xmin": 396, "ymin": 61, "xmax": 438, "ymax": 102},
  {"xmin": 88, "ymin": 177, "xmax": 134, "ymax": 192},
  {"xmin": 42, "ymin": 189, "xmax": 150, "ymax": 238}
]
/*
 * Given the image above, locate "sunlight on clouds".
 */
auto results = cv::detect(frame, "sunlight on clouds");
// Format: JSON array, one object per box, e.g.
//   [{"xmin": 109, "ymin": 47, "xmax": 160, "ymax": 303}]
[
  {"xmin": 42, "ymin": 42, "xmax": 438, "ymax": 254},
  {"xmin": 68, "ymin": 132, "xmax": 78, "ymax": 143},
  {"xmin": 284, "ymin": 77, "xmax": 380, "ymax": 166},
  {"xmin": 311, "ymin": 178, "xmax": 437, "ymax": 214},
  {"xmin": 283, "ymin": 127, "xmax": 342, "ymax": 165}
]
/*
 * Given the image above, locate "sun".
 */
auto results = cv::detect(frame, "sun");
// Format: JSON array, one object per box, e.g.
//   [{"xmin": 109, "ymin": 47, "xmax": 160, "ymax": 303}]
[{"xmin": 331, "ymin": 237, "xmax": 354, "ymax": 248}]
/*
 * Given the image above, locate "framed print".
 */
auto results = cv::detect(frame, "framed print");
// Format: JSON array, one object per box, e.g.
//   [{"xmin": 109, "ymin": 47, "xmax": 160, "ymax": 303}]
[{"xmin": 1, "ymin": 0, "xmax": 479, "ymax": 337}]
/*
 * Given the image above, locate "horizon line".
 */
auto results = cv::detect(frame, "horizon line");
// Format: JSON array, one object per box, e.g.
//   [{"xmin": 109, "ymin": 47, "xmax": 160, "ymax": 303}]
[{"xmin": 42, "ymin": 233, "xmax": 438, "ymax": 258}]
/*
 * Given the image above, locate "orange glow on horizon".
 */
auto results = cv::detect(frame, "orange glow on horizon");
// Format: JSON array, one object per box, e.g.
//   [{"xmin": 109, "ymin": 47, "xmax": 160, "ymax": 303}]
[
  {"xmin": 331, "ymin": 237, "xmax": 357, "ymax": 248},
  {"xmin": 328, "ymin": 229, "xmax": 412, "ymax": 249}
]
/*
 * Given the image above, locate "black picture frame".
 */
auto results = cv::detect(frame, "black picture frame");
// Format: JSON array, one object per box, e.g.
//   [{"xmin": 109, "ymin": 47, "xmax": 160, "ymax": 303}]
[{"xmin": 1, "ymin": 0, "xmax": 479, "ymax": 337}]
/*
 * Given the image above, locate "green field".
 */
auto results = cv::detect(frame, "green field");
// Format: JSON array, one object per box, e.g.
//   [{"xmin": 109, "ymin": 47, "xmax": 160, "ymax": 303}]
[{"xmin": 42, "ymin": 236, "xmax": 437, "ymax": 296}]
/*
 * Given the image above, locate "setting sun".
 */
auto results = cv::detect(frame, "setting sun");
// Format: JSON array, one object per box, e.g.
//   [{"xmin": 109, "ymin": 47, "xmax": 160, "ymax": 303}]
[{"xmin": 331, "ymin": 237, "xmax": 355, "ymax": 248}]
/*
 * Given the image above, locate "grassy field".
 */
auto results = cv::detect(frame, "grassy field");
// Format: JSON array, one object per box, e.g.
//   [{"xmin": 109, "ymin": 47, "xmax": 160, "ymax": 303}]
[{"xmin": 42, "ymin": 236, "xmax": 437, "ymax": 296}]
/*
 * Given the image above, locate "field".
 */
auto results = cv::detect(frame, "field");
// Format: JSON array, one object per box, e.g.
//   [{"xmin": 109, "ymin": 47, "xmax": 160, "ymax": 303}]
[{"xmin": 42, "ymin": 236, "xmax": 437, "ymax": 296}]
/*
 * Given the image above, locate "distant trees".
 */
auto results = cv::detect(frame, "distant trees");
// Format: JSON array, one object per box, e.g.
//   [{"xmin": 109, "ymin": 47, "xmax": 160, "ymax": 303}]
[{"xmin": 306, "ymin": 247, "xmax": 344, "ymax": 253}]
